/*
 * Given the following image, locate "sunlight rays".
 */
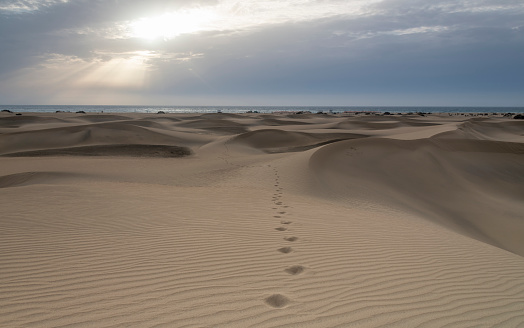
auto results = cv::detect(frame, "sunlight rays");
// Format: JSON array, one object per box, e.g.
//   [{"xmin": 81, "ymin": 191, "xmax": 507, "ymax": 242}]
[
  {"xmin": 76, "ymin": 52, "xmax": 153, "ymax": 89},
  {"xmin": 8, "ymin": 52, "xmax": 157, "ymax": 101}
]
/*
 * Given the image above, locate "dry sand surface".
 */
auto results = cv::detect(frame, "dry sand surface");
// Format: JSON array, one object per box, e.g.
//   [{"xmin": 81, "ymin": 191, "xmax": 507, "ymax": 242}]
[{"xmin": 1, "ymin": 111, "xmax": 524, "ymax": 327}]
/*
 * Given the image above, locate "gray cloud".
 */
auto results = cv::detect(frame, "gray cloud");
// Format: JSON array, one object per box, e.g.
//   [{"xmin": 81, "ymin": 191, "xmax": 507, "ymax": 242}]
[{"xmin": 1, "ymin": 0, "xmax": 523, "ymax": 105}]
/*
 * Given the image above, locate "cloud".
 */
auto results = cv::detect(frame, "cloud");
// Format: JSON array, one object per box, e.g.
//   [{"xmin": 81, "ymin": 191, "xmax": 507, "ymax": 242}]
[
  {"xmin": 0, "ymin": 0, "xmax": 523, "ymax": 105},
  {"xmin": 0, "ymin": 0, "xmax": 69, "ymax": 13}
]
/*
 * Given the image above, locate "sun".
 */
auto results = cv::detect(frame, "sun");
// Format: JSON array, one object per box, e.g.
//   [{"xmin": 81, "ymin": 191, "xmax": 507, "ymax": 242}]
[{"xmin": 130, "ymin": 9, "xmax": 215, "ymax": 40}]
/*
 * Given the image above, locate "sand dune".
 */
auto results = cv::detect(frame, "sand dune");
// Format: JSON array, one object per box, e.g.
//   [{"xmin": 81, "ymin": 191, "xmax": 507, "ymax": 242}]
[
  {"xmin": 2, "ymin": 144, "xmax": 191, "ymax": 158},
  {"xmin": 260, "ymin": 118, "xmax": 315, "ymax": 126},
  {"xmin": 230, "ymin": 129, "xmax": 365, "ymax": 153},
  {"xmin": 176, "ymin": 118, "xmax": 250, "ymax": 134},
  {"xmin": 310, "ymin": 137, "xmax": 524, "ymax": 256},
  {"xmin": 335, "ymin": 116, "xmax": 440, "ymax": 130},
  {"xmin": 0, "ymin": 171, "xmax": 89, "ymax": 188},
  {"xmin": 0, "ymin": 120, "xmax": 205, "ymax": 155},
  {"xmin": 436, "ymin": 118, "xmax": 524, "ymax": 142},
  {"xmin": 73, "ymin": 114, "xmax": 134, "ymax": 123},
  {"xmin": 1, "ymin": 112, "xmax": 523, "ymax": 327}
]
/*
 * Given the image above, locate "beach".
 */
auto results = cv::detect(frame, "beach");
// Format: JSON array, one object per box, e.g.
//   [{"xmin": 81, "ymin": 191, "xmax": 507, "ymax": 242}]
[{"xmin": 1, "ymin": 111, "xmax": 523, "ymax": 327}]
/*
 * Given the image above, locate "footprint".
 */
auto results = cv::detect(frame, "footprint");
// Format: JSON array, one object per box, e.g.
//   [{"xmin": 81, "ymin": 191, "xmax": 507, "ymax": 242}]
[
  {"xmin": 284, "ymin": 237, "xmax": 298, "ymax": 242},
  {"xmin": 276, "ymin": 202, "xmax": 283, "ymax": 205},
  {"xmin": 278, "ymin": 247, "xmax": 293, "ymax": 253},
  {"xmin": 275, "ymin": 227, "xmax": 287, "ymax": 231},
  {"xmin": 280, "ymin": 220, "xmax": 292, "ymax": 225},
  {"xmin": 265, "ymin": 294, "xmax": 290, "ymax": 308},
  {"xmin": 285, "ymin": 266, "xmax": 305, "ymax": 275},
  {"xmin": 279, "ymin": 211, "xmax": 286, "ymax": 214},
  {"xmin": 274, "ymin": 215, "xmax": 282, "ymax": 218}
]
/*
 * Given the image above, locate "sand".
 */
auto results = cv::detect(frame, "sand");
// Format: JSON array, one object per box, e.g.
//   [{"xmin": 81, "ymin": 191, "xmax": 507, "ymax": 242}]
[{"xmin": 1, "ymin": 111, "xmax": 523, "ymax": 327}]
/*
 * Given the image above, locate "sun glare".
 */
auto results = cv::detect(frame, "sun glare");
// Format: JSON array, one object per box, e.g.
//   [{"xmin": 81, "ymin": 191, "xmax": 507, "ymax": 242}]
[{"xmin": 131, "ymin": 9, "xmax": 216, "ymax": 40}]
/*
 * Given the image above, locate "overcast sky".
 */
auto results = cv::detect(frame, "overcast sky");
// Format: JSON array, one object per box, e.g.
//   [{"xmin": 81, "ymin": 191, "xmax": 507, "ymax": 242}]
[{"xmin": 1, "ymin": 0, "xmax": 523, "ymax": 106}]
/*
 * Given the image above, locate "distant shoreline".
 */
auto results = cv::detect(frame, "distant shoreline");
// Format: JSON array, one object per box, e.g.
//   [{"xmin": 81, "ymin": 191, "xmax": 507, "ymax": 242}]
[{"xmin": 1, "ymin": 104, "xmax": 524, "ymax": 115}]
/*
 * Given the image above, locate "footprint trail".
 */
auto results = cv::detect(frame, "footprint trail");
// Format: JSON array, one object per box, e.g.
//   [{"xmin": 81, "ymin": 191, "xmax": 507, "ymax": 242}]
[{"xmin": 265, "ymin": 165, "xmax": 306, "ymax": 308}]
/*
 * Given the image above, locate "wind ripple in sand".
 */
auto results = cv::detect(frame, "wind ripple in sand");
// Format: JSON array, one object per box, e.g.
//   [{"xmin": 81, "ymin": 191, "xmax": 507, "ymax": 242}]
[{"xmin": 274, "ymin": 202, "xmax": 524, "ymax": 327}]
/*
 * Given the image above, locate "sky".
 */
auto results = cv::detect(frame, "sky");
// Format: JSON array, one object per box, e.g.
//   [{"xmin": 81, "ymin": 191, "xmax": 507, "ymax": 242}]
[{"xmin": 0, "ymin": 0, "xmax": 523, "ymax": 106}]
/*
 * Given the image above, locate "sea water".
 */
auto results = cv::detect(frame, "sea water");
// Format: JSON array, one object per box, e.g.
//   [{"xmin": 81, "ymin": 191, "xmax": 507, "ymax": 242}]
[{"xmin": 1, "ymin": 105, "xmax": 523, "ymax": 114}]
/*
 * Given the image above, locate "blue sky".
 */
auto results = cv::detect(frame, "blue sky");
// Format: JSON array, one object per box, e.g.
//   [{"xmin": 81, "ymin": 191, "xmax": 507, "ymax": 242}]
[{"xmin": 0, "ymin": 0, "xmax": 523, "ymax": 106}]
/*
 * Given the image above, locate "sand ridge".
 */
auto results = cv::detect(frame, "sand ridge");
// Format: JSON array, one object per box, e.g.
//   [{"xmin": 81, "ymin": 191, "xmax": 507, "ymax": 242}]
[{"xmin": 1, "ymin": 111, "xmax": 524, "ymax": 327}]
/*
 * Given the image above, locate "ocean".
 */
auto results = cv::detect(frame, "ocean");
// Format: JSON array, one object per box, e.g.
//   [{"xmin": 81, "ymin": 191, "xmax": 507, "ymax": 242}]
[{"xmin": 1, "ymin": 105, "xmax": 523, "ymax": 114}]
